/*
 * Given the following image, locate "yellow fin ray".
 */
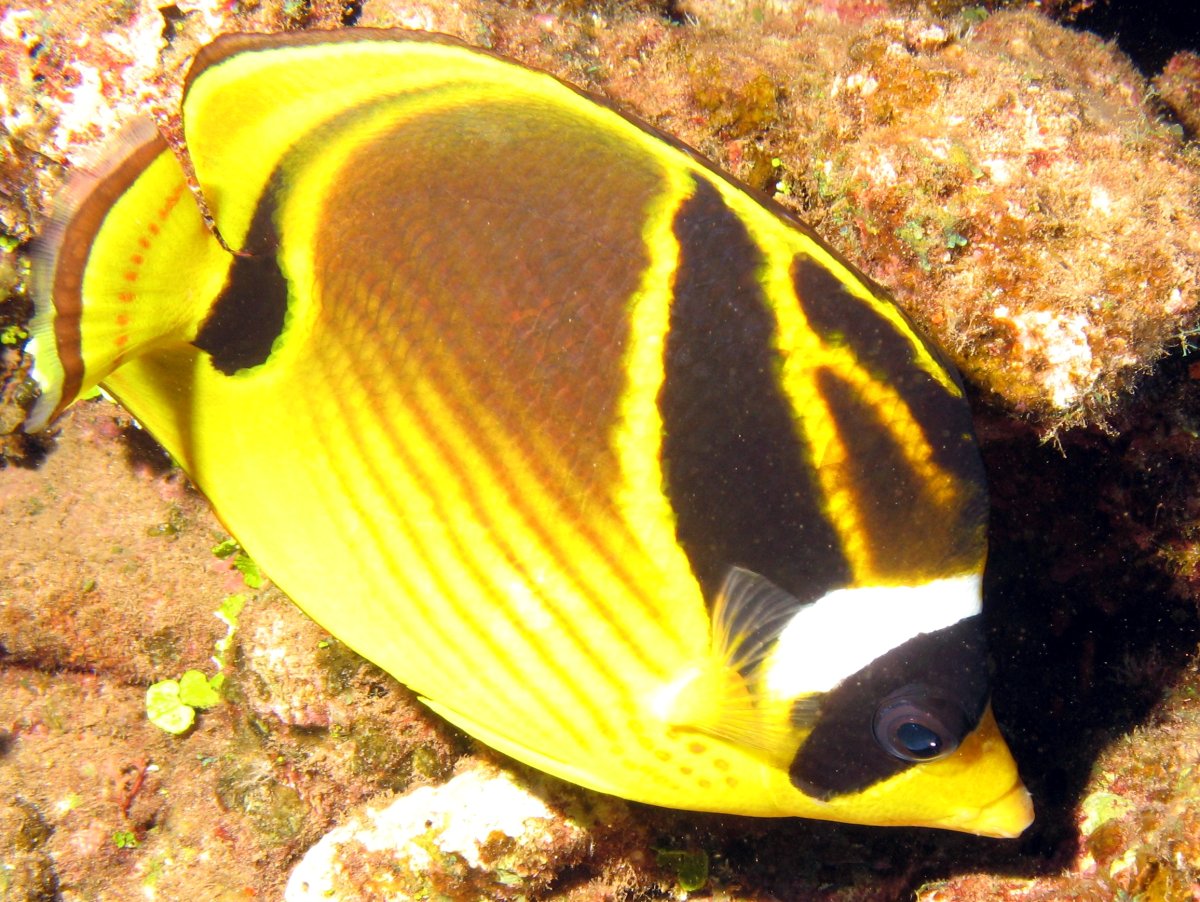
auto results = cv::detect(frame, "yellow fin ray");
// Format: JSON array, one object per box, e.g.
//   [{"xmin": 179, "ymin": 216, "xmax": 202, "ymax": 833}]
[
  {"xmin": 712, "ymin": 566, "xmax": 811, "ymax": 677},
  {"xmin": 661, "ymin": 567, "xmax": 819, "ymax": 764},
  {"xmin": 27, "ymin": 118, "xmax": 229, "ymax": 429},
  {"xmin": 419, "ymin": 696, "xmax": 631, "ymax": 800}
]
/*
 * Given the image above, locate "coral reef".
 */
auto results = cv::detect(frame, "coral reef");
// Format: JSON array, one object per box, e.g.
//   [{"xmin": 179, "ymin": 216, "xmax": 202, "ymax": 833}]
[{"xmin": 2, "ymin": 0, "xmax": 1200, "ymax": 899}]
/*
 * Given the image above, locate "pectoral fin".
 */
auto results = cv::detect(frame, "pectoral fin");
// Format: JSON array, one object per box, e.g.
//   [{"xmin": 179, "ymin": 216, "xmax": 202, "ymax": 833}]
[{"xmin": 663, "ymin": 566, "xmax": 822, "ymax": 762}]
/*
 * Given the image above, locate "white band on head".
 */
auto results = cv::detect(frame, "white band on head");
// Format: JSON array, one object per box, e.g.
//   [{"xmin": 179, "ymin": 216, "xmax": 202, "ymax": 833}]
[{"xmin": 763, "ymin": 573, "xmax": 983, "ymax": 698}]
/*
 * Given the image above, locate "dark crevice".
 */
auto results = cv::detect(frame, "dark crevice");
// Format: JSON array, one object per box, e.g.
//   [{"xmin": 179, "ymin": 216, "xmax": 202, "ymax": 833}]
[
  {"xmin": 660, "ymin": 0, "xmax": 694, "ymax": 27},
  {"xmin": 159, "ymin": 4, "xmax": 187, "ymax": 43},
  {"xmin": 119, "ymin": 420, "xmax": 179, "ymax": 477},
  {"xmin": 1073, "ymin": 0, "xmax": 1200, "ymax": 75}
]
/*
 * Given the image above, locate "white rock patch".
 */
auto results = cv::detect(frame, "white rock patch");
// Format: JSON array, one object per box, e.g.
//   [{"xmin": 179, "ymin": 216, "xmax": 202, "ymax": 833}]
[
  {"xmin": 993, "ymin": 306, "xmax": 1099, "ymax": 409},
  {"xmin": 286, "ymin": 765, "xmax": 576, "ymax": 901}
]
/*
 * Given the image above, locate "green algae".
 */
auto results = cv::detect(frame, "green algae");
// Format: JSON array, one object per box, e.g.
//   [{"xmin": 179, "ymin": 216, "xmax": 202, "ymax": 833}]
[
  {"xmin": 146, "ymin": 670, "xmax": 225, "ymax": 734},
  {"xmin": 656, "ymin": 848, "xmax": 709, "ymax": 893}
]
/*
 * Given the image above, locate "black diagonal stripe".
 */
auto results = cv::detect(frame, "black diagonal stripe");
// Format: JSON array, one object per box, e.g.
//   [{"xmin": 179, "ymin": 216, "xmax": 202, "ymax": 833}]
[
  {"xmin": 659, "ymin": 176, "xmax": 850, "ymax": 610},
  {"xmin": 815, "ymin": 366, "xmax": 985, "ymax": 577},
  {"xmin": 789, "ymin": 615, "xmax": 989, "ymax": 799},
  {"xmin": 791, "ymin": 256, "xmax": 984, "ymax": 494}
]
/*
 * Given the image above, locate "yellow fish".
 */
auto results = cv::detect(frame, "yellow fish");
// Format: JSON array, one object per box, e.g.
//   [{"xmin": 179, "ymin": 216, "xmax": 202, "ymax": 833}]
[{"xmin": 26, "ymin": 29, "xmax": 1032, "ymax": 836}]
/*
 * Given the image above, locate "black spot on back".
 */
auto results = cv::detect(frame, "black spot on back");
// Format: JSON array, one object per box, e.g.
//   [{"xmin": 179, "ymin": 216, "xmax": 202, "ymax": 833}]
[
  {"xmin": 193, "ymin": 190, "xmax": 287, "ymax": 375},
  {"xmin": 659, "ymin": 177, "xmax": 850, "ymax": 608}
]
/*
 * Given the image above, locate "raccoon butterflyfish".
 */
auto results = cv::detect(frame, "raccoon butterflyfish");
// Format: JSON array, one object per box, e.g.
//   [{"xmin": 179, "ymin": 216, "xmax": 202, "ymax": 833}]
[{"xmin": 25, "ymin": 28, "xmax": 1033, "ymax": 837}]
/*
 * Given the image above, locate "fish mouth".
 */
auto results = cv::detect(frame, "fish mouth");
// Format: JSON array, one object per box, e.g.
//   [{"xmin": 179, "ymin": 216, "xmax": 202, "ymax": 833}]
[{"xmin": 962, "ymin": 781, "xmax": 1035, "ymax": 838}]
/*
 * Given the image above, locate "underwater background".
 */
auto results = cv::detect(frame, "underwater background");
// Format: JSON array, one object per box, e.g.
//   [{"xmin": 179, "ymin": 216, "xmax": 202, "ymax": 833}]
[{"xmin": 2, "ymin": 0, "xmax": 1200, "ymax": 898}]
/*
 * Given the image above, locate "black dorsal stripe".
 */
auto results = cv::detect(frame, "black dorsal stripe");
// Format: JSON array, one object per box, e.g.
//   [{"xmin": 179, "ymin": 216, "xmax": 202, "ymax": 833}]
[
  {"xmin": 193, "ymin": 185, "xmax": 288, "ymax": 375},
  {"xmin": 790, "ymin": 256, "xmax": 984, "ymax": 493},
  {"xmin": 659, "ymin": 176, "xmax": 850, "ymax": 609},
  {"xmin": 789, "ymin": 615, "xmax": 989, "ymax": 799},
  {"xmin": 814, "ymin": 367, "xmax": 982, "ymax": 577}
]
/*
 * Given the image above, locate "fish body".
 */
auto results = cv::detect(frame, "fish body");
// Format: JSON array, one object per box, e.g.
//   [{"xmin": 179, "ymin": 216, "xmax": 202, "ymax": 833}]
[{"xmin": 27, "ymin": 29, "xmax": 1032, "ymax": 835}]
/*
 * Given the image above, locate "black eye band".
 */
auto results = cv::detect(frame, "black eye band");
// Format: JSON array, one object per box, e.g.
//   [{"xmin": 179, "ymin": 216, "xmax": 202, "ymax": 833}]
[{"xmin": 788, "ymin": 616, "xmax": 989, "ymax": 799}]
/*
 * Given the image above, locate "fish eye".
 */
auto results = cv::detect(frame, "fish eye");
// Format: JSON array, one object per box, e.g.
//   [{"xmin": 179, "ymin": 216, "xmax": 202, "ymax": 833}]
[{"xmin": 872, "ymin": 684, "xmax": 971, "ymax": 763}]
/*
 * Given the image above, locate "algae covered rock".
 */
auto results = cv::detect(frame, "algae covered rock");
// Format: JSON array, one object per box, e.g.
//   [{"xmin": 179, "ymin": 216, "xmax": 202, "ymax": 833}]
[{"xmin": 781, "ymin": 9, "xmax": 1200, "ymax": 432}]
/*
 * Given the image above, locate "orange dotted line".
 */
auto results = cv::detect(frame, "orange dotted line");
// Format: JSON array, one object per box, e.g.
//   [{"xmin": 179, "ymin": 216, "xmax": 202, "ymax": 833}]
[{"xmin": 113, "ymin": 183, "xmax": 187, "ymax": 349}]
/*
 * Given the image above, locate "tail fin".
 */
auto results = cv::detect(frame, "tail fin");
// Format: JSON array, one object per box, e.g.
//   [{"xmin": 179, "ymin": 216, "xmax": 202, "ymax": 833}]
[{"xmin": 26, "ymin": 118, "xmax": 229, "ymax": 431}]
